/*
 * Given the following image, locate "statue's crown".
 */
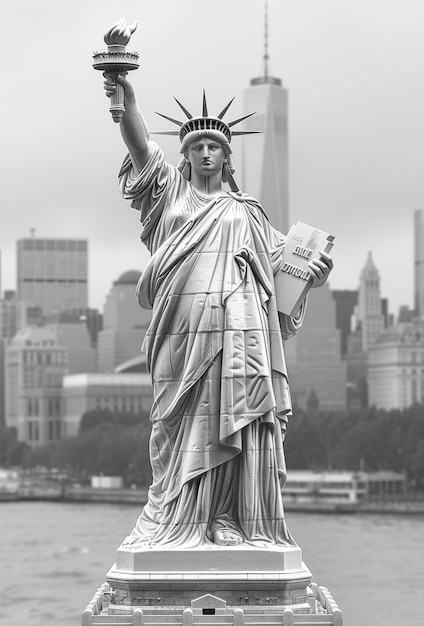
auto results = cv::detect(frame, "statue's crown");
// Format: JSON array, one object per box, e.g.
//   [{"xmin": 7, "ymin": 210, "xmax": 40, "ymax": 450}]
[
  {"xmin": 153, "ymin": 91, "xmax": 259, "ymax": 144},
  {"xmin": 179, "ymin": 116, "xmax": 232, "ymax": 143}
]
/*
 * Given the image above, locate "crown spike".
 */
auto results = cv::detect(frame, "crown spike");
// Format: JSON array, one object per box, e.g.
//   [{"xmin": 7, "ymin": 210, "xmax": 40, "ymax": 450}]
[
  {"xmin": 154, "ymin": 111, "xmax": 184, "ymax": 126},
  {"xmin": 202, "ymin": 90, "xmax": 209, "ymax": 117},
  {"xmin": 173, "ymin": 97, "xmax": 193, "ymax": 119},
  {"xmin": 228, "ymin": 111, "xmax": 257, "ymax": 128},
  {"xmin": 231, "ymin": 130, "xmax": 262, "ymax": 136},
  {"xmin": 151, "ymin": 130, "xmax": 181, "ymax": 136},
  {"xmin": 217, "ymin": 97, "xmax": 236, "ymax": 120}
]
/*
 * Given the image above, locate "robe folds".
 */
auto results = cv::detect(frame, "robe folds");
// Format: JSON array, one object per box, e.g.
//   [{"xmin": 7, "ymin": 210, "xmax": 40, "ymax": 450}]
[{"xmin": 119, "ymin": 142, "xmax": 306, "ymax": 548}]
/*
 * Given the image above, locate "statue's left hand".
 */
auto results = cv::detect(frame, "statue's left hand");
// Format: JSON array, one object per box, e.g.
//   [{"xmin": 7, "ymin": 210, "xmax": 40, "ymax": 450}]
[{"xmin": 309, "ymin": 250, "xmax": 334, "ymax": 289}]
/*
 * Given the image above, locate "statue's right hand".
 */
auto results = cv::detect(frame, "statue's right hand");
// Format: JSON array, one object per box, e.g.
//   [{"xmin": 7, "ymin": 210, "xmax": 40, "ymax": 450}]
[
  {"xmin": 103, "ymin": 74, "xmax": 117, "ymax": 98},
  {"xmin": 103, "ymin": 73, "xmax": 136, "ymax": 105}
]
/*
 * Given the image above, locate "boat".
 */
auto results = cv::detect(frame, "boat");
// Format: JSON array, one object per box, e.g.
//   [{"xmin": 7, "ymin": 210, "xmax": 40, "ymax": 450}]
[{"xmin": 282, "ymin": 469, "xmax": 407, "ymax": 512}]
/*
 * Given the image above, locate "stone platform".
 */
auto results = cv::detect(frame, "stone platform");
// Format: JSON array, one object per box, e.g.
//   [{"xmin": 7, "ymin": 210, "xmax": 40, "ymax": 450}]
[{"xmin": 82, "ymin": 582, "xmax": 343, "ymax": 625}]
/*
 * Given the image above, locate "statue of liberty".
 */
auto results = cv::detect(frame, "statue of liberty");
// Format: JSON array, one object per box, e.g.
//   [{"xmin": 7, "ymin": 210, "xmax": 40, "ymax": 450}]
[{"xmin": 102, "ymin": 62, "xmax": 333, "ymax": 549}]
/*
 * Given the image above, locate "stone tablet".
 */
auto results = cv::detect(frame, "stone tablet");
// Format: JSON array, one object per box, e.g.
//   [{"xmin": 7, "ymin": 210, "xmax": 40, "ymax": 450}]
[{"xmin": 275, "ymin": 221, "xmax": 335, "ymax": 316}]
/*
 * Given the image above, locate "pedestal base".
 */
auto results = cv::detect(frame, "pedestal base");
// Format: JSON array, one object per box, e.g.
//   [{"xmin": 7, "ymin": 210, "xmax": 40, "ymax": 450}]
[
  {"xmin": 82, "ymin": 582, "xmax": 343, "ymax": 625},
  {"xmin": 107, "ymin": 539, "xmax": 311, "ymax": 609}
]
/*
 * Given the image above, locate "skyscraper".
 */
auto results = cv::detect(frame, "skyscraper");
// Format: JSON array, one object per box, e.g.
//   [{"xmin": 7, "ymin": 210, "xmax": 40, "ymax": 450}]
[
  {"xmin": 414, "ymin": 208, "xmax": 424, "ymax": 319},
  {"xmin": 242, "ymin": 5, "xmax": 289, "ymax": 233},
  {"xmin": 0, "ymin": 293, "xmax": 27, "ymax": 424},
  {"xmin": 17, "ymin": 237, "xmax": 88, "ymax": 316},
  {"xmin": 357, "ymin": 252, "xmax": 385, "ymax": 351},
  {"xmin": 284, "ymin": 284, "xmax": 347, "ymax": 412},
  {"xmin": 332, "ymin": 290, "xmax": 358, "ymax": 355}
]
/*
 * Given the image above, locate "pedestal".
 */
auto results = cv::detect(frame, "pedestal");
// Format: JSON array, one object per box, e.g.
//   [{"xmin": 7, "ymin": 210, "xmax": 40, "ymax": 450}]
[
  {"xmin": 82, "ymin": 539, "xmax": 344, "ymax": 625},
  {"xmin": 107, "ymin": 540, "xmax": 311, "ymax": 610}
]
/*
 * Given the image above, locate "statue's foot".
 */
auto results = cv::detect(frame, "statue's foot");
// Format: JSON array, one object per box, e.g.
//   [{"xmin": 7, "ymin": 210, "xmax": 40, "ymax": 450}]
[{"xmin": 213, "ymin": 528, "xmax": 243, "ymax": 546}]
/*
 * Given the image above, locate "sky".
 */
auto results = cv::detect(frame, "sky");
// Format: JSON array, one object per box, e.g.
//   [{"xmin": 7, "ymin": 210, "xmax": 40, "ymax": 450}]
[{"xmin": 1, "ymin": 0, "xmax": 424, "ymax": 315}]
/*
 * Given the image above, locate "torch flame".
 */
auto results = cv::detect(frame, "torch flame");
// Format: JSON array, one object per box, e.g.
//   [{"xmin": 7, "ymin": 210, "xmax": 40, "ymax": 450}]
[{"xmin": 104, "ymin": 18, "xmax": 138, "ymax": 46}]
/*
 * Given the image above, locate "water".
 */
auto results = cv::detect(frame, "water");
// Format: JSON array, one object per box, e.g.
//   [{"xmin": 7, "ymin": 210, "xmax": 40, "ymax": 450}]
[{"xmin": 1, "ymin": 501, "xmax": 423, "ymax": 626}]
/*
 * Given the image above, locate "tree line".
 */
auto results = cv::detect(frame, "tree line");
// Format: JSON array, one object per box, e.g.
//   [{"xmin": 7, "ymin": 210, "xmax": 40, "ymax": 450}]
[{"xmin": 1, "ymin": 404, "xmax": 424, "ymax": 489}]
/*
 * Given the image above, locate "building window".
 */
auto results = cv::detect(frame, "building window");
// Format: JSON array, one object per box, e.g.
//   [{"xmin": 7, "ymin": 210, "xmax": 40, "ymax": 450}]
[{"xmin": 29, "ymin": 420, "xmax": 40, "ymax": 441}]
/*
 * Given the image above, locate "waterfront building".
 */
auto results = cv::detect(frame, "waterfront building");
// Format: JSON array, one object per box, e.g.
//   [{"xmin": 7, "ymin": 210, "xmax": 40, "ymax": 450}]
[
  {"xmin": 414, "ymin": 208, "xmax": 424, "ymax": 319},
  {"xmin": 5, "ymin": 326, "xmax": 67, "ymax": 446},
  {"xmin": 62, "ymin": 372, "xmax": 153, "ymax": 437},
  {"xmin": 97, "ymin": 271, "xmax": 151, "ymax": 372},
  {"xmin": 241, "ymin": 7, "xmax": 289, "ymax": 234},
  {"xmin": 368, "ymin": 320, "xmax": 424, "ymax": 409},
  {"xmin": 17, "ymin": 237, "xmax": 88, "ymax": 316},
  {"xmin": 284, "ymin": 284, "xmax": 347, "ymax": 411}
]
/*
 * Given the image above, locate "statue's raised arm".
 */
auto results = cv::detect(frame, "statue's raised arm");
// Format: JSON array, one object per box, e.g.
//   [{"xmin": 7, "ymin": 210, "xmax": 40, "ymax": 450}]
[{"xmin": 103, "ymin": 74, "xmax": 151, "ymax": 174}]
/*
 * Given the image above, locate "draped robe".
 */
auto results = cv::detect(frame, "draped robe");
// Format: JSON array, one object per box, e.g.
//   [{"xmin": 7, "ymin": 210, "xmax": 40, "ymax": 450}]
[{"xmin": 119, "ymin": 142, "xmax": 306, "ymax": 548}]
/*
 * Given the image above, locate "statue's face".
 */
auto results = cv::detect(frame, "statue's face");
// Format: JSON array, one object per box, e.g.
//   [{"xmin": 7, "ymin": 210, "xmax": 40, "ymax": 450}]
[{"xmin": 186, "ymin": 137, "xmax": 227, "ymax": 178}]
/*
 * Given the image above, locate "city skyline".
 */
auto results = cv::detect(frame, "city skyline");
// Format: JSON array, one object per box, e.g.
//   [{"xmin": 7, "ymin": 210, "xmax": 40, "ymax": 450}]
[{"xmin": 1, "ymin": 0, "xmax": 424, "ymax": 315}]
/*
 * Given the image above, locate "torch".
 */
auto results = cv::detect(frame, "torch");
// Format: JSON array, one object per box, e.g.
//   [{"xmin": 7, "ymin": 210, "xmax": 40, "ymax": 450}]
[{"xmin": 93, "ymin": 18, "xmax": 139, "ymax": 123}]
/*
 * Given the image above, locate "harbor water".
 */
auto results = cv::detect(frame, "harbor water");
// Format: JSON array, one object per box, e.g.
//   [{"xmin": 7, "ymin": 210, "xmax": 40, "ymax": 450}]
[{"xmin": 1, "ymin": 501, "xmax": 423, "ymax": 626}]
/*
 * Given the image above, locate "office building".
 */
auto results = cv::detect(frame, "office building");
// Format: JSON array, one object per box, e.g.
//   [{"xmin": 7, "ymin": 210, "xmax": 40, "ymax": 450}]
[
  {"xmin": 241, "ymin": 7, "xmax": 289, "ymax": 234},
  {"xmin": 5, "ymin": 327, "xmax": 67, "ymax": 446},
  {"xmin": 0, "ymin": 292, "xmax": 27, "ymax": 424},
  {"xmin": 62, "ymin": 372, "xmax": 153, "ymax": 437},
  {"xmin": 45, "ymin": 310, "xmax": 97, "ymax": 374},
  {"xmin": 284, "ymin": 284, "xmax": 347, "ymax": 411},
  {"xmin": 332, "ymin": 290, "xmax": 358, "ymax": 356},
  {"xmin": 0, "ymin": 292, "xmax": 27, "ymax": 343},
  {"xmin": 17, "ymin": 237, "xmax": 88, "ymax": 316},
  {"xmin": 368, "ymin": 321, "xmax": 424, "ymax": 409}
]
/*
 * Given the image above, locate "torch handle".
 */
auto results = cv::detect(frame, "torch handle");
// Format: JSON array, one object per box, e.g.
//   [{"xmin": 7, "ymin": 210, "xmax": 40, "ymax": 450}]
[{"xmin": 105, "ymin": 71, "xmax": 128, "ymax": 123}]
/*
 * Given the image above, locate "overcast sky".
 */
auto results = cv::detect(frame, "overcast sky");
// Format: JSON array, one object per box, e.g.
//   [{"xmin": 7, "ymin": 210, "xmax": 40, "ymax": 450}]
[{"xmin": 2, "ymin": 0, "xmax": 423, "ymax": 315}]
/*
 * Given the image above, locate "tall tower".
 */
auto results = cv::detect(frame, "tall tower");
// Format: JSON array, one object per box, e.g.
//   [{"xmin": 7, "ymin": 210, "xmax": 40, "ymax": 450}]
[
  {"xmin": 357, "ymin": 252, "xmax": 385, "ymax": 351},
  {"xmin": 242, "ymin": 2, "xmax": 289, "ymax": 233},
  {"xmin": 414, "ymin": 208, "xmax": 424, "ymax": 319},
  {"xmin": 17, "ymin": 237, "xmax": 88, "ymax": 316}
]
